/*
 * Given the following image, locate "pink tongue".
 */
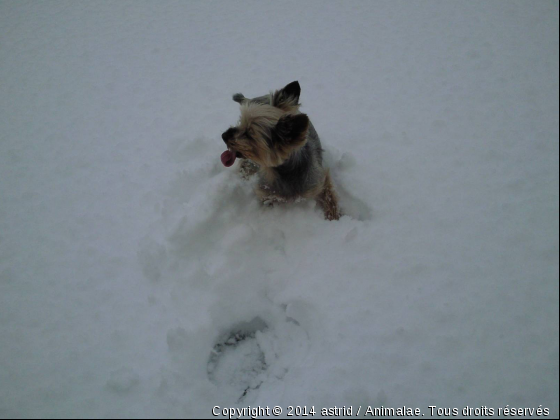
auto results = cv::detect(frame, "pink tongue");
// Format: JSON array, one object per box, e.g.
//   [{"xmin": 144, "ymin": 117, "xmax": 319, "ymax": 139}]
[{"xmin": 221, "ymin": 150, "xmax": 236, "ymax": 167}]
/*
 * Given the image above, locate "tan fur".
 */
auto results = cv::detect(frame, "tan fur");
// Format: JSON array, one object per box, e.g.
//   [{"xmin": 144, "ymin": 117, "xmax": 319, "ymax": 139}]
[
  {"xmin": 232, "ymin": 104, "xmax": 307, "ymax": 168},
  {"xmin": 238, "ymin": 103, "xmax": 283, "ymax": 133},
  {"xmin": 233, "ymin": 104, "xmax": 284, "ymax": 167},
  {"xmin": 315, "ymin": 171, "xmax": 341, "ymax": 221}
]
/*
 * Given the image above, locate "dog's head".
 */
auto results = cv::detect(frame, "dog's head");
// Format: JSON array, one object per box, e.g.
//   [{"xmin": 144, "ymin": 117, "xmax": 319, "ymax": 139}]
[{"xmin": 221, "ymin": 81, "xmax": 309, "ymax": 168}]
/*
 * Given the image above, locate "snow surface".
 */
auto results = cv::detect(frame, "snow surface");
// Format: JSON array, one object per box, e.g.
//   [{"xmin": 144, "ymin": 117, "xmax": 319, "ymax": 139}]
[{"xmin": 0, "ymin": 1, "xmax": 558, "ymax": 418}]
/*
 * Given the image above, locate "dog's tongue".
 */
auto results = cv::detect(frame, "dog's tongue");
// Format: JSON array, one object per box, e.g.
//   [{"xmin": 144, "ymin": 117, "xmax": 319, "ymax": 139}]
[{"xmin": 221, "ymin": 150, "xmax": 236, "ymax": 167}]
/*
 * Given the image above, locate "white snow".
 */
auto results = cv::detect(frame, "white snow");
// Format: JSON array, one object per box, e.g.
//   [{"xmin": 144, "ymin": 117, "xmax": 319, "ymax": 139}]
[{"xmin": 0, "ymin": 0, "xmax": 558, "ymax": 418}]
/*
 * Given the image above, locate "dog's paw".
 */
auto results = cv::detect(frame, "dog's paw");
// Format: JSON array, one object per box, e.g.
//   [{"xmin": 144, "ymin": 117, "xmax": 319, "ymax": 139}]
[
  {"xmin": 262, "ymin": 195, "xmax": 287, "ymax": 207},
  {"xmin": 239, "ymin": 159, "xmax": 260, "ymax": 180},
  {"xmin": 324, "ymin": 209, "xmax": 341, "ymax": 221}
]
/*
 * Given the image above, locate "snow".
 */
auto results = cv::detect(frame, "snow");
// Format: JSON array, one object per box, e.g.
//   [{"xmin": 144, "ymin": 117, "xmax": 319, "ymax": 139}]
[{"xmin": 0, "ymin": 0, "xmax": 558, "ymax": 418}]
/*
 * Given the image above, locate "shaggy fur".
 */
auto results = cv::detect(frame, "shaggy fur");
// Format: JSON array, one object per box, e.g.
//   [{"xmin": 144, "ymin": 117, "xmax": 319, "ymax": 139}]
[{"xmin": 222, "ymin": 81, "xmax": 340, "ymax": 221}]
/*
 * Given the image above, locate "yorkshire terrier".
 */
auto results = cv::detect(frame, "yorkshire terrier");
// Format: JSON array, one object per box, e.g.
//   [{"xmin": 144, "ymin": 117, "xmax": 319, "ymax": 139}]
[{"xmin": 220, "ymin": 81, "xmax": 340, "ymax": 221}]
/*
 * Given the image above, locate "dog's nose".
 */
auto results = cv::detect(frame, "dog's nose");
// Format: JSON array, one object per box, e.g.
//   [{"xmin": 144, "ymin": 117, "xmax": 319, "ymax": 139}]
[{"xmin": 222, "ymin": 128, "xmax": 234, "ymax": 144}]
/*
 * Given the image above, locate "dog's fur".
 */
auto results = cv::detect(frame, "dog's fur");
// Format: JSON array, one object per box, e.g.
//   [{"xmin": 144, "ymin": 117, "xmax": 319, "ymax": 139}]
[{"xmin": 222, "ymin": 81, "xmax": 340, "ymax": 221}]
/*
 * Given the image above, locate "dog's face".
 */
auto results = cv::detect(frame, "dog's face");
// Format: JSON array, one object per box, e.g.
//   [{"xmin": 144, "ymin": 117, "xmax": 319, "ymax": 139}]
[{"xmin": 221, "ymin": 81, "xmax": 310, "ymax": 168}]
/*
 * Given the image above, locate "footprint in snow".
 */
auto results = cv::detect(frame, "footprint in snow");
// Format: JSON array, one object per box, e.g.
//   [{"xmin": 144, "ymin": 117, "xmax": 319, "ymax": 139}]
[{"xmin": 207, "ymin": 311, "xmax": 309, "ymax": 402}]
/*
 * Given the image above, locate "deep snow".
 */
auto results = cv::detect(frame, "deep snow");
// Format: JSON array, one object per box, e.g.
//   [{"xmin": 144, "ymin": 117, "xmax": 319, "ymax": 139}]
[{"xmin": 0, "ymin": 1, "xmax": 558, "ymax": 418}]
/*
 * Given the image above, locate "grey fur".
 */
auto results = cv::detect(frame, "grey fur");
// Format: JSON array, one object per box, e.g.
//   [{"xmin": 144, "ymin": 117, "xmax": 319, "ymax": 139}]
[{"xmin": 265, "ymin": 120, "xmax": 324, "ymax": 197}]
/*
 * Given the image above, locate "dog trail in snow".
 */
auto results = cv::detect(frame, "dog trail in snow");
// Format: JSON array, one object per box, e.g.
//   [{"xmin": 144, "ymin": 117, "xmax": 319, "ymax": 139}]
[{"xmin": 138, "ymin": 140, "xmax": 361, "ymax": 404}]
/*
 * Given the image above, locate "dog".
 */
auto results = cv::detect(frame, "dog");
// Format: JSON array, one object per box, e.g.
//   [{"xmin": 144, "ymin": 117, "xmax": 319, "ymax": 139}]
[{"xmin": 220, "ymin": 81, "xmax": 340, "ymax": 221}]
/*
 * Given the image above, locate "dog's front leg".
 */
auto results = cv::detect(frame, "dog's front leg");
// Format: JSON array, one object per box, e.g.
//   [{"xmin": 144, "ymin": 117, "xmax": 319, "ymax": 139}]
[{"xmin": 316, "ymin": 171, "xmax": 341, "ymax": 221}]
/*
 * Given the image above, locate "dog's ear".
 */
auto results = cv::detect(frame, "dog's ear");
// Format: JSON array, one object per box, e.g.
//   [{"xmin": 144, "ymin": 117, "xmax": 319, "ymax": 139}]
[
  {"xmin": 272, "ymin": 113, "xmax": 309, "ymax": 148},
  {"xmin": 272, "ymin": 81, "xmax": 301, "ymax": 110},
  {"xmin": 233, "ymin": 93, "xmax": 247, "ymax": 103},
  {"xmin": 281, "ymin": 81, "xmax": 301, "ymax": 101}
]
